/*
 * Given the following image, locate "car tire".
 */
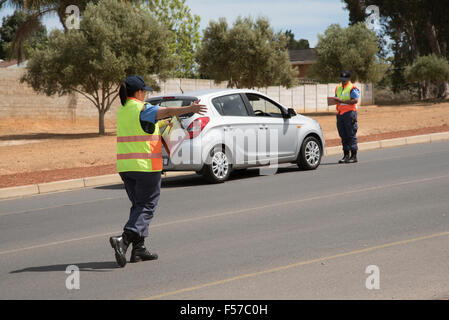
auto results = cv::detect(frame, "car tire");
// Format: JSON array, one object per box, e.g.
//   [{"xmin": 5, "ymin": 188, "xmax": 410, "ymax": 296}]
[
  {"xmin": 201, "ymin": 146, "xmax": 232, "ymax": 183},
  {"xmin": 297, "ymin": 136, "xmax": 322, "ymax": 170}
]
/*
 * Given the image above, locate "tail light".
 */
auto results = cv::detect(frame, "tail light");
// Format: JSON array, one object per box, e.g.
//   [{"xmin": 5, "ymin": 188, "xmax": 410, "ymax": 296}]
[{"xmin": 186, "ymin": 117, "xmax": 210, "ymax": 139}]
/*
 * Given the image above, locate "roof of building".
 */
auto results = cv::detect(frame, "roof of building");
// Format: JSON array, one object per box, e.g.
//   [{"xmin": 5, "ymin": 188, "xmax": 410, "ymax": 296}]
[
  {"xmin": 0, "ymin": 59, "xmax": 18, "ymax": 68},
  {"xmin": 288, "ymin": 48, "xmax": 317, "ymax": 64},
  {"xmin": 0, "ymin": 59, "xmax": 28, "ymax": 68}
]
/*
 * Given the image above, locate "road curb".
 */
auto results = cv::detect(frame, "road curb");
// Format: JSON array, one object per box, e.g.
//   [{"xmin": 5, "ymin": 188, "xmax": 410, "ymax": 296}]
[
  {"xmin": 0, "ymin": 184, "xmax": 39, "ymax": 199},
  {"xmin": 0, "ymin": 171, "xmax": 193, "ymax": 201},
  {"xmin": 83, "ymin": 174, "xmax": 122, "ymax": 188},
  {"xmin": 380, "ymin": 137, "xmax": 407, "ymax": 149},
  {"xmin": 38, "ymin": 178, "xmax": 85, "ymax": 194},
  {"xmin": 1, "ymin": 131, "xmax": 449, "ymax": 200}
]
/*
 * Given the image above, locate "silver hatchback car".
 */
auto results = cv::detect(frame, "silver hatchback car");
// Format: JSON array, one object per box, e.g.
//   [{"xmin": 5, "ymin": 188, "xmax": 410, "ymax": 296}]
[{"xmin": 146, "ymin": 88, "xmax": 325, "ymax": 183}]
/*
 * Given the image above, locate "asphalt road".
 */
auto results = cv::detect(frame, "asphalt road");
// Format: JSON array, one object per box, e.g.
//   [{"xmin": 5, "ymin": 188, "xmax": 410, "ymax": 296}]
[{"xmin": 1, "ymin": 141, "xmax": 449, "ymax": 300}]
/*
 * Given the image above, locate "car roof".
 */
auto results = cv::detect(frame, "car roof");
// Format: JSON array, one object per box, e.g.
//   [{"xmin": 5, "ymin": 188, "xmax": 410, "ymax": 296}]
[{"xmin": 147, "ymin": 88, "xmax": 261, "ymax": 100}]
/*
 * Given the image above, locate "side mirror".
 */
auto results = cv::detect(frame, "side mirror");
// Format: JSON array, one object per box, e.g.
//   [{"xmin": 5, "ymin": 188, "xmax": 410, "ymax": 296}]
[
  {"xmin": 288, "ymin": 108, "xmax": 297, "ymax": 117},
  {"xmin": 283, "ymin": 108, "xmax": 296, "ymax": 118}
]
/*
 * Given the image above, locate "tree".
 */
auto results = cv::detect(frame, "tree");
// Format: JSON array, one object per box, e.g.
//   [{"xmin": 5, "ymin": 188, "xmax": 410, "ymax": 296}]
[
  {"xmin": 1, "ymin": 0, "xmax": 91, "ymax": 63},
  {"xmin": 308, "ymin": 22, "xmax": 386, "ymax": 83},
  {"xmin": 21, "ymin": 0, "xmax": 175, "ymax": 135},
  {"xmin": 284, "ymin": 30, "xmax": 310, "ymax": 50},
  {"xmin": 405, "ymin": 54, "xmax": 449, "ymax": 99},
  {"xmin": 342, "ymin": 0, "xmax": 449, "ymax": 98},
  {"xmin": 0, "ymin": 10, "xmax": 47, "ymax": 60},
  {"xmin": 136, "ymin": 0, "xmax": 201, "ymax": 78},
  {"xmin": 196, "ymin": 16, "xmax": 297, "ymax": 89}
]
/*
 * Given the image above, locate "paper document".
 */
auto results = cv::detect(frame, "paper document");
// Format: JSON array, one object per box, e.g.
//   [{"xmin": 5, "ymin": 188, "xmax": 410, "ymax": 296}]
[
  {"xmin": 161, "ymin": 116, "xmax": 189, "ymax": 157},
  {"xmin": 327, "ymin": 97, "xmax": 338, "ymax": 106}
]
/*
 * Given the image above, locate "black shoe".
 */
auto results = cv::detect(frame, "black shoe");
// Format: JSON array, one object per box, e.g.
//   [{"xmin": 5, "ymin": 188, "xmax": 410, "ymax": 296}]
[
  {"xmin": 109, "ymin": 230, "xmax": 135, "ymax": 268},
  {"xmin": 339, "ymin": 150, "xmax": 350, "ymax": 164},
  {"xmin": 348, "ymin": 150, "xmax": 358, "ymax": 163},
  {"xmin": 130, "ymin": 237, "xmax": 158, "ymax": 263}
]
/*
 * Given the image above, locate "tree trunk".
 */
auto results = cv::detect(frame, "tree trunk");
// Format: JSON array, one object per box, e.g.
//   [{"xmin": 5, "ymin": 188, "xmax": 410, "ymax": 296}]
[
  {"xmin": 68, "ymin": 92, "xmax": 77, "ymax": 122},
  {"xmin": 57, "ymin": 8, "xmax": 69, "ymax": 32},
  {"xmin": 439, "ymin": 82, "xmax": 449, "ymax": 99},
  {"xmin": 423, "ymin": 80, "xmax": 431, "ymax": 99},
  {"xmin": 441, "ymin": 41, "xmax": 447, "ymax": 58},
  {"xmin": 425, "ymin": 21, "xmax": 441, "ymax": 57},
  {"xmin": 99, "ymin": 109, "xmax": 106, "ymax": 135},
  {"xmin": 418, "ymin": 81, "xmax": 423, "ymax": 100}
]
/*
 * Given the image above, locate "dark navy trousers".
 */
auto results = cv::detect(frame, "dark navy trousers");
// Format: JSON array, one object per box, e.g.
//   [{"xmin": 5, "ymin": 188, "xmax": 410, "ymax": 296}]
[
  {"xmin": 119, "ymin": 171, "xmax": 161, "ymax": 237},
  {"xmin": 337, "ymin": 111, "xmax": 358, "ymax": 151}
]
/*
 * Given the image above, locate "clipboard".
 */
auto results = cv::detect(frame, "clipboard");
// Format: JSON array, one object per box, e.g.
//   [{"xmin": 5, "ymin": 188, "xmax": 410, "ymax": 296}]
[{"xmin": 161, "ymin": 116, "xmax": 189, "ymax": 157}]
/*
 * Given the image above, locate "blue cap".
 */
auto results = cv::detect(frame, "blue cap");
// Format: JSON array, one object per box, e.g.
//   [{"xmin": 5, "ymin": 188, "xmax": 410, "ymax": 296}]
[
  {"xmin": 339, "ymin": 70, "xmax": 351, "ymax": 81},
  {"xmin": 125, "ymin": 75, "xmax": 153, "ymax": 92}
]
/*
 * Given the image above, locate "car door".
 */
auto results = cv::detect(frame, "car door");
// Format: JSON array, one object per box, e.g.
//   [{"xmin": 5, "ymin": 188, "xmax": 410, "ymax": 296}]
[
  {"xmin": 243, "ymin": 93, "xmax": 298, "ymax": 161},
  {"xmin": 211, "ymin": 93, "xmax": 260, "ymax": 166}
]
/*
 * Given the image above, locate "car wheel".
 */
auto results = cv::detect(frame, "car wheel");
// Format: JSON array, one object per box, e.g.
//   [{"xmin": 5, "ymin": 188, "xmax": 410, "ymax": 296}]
[
  {"xmin": 201, "ymin": 146, "xmax": 232, "ymax": 183},
  {"xmin": 297, "ymin": 136, "xmax": 322, "ymax": 170}
]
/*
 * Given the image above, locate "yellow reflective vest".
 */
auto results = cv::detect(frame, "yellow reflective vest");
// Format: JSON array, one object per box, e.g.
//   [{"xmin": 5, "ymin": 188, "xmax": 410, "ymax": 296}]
[
  {"xmin": 335, "ymin": 82, "xmax": 358, "ymax": 115},
  {"xmin": 117, "ymin": 98, "xmax": 163, "ymax": 172}
]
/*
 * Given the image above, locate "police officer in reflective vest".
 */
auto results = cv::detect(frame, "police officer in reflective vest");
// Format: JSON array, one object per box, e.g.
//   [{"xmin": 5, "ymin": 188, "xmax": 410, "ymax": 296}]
[
  {"xmin": 110, "ymin": 75, "xmax": 206, "ymax": 268},
  {"xmin": 334, "ymin": 71, "xmax": 360, "ymax": 164}
]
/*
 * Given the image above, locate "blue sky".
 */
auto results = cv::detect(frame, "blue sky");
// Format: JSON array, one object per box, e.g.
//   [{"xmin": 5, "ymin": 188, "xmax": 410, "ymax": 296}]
[
  {"xmin": 186, "ymin": 0, "xmax": 350, "ymax": 46},
  {"xmin": 0, "ymin": 0, "xmax": 350, "ymax": 47}
]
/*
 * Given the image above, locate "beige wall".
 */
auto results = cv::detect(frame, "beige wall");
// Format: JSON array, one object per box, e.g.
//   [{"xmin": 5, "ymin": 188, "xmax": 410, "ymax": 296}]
[
  {"xmin": 0, "ymin": 69, "xmax": 124, "ymax": 121},
  {"xmin": 0, "ymin": 69, "xmax": 374, "ymax": 121}
]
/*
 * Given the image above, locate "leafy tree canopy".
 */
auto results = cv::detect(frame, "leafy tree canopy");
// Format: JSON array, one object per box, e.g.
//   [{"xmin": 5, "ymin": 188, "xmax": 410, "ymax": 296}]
[
  {"xmin": 284, "ymin": 30, "xmax": 310, "ymax": 50},
  {"xmin": 197, "ymin": 16, "xmax": 297, "ymax": 89},
  {"xmin": 309, "ymin": 22, "xmax": 385, "ymax": 83},
  {"xmin": 135, "ymin": 0, "xmax": 201, "ymax": 78},
  {"xmin": 2, "ymin": 0, "xmax": 92, "ymax": 62},
  {"xmin": 0, "ymin": 9, "xmax": 47, "ymax": 60},
  {"xmin": 405, "ymin": 54, "xmax": 449, "ymax": 85},
  {"xmin": 21, "ymin": 0, "xmax": 175, "ymax": 134},
  {"xmin": 342, "ymin": 0, "xmax": 449, "ymax": 97}
]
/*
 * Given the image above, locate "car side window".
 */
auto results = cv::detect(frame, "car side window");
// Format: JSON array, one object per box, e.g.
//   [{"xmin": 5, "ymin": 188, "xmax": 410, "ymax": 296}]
[
  {"xmin": 245, "ymin": 93, "xmax": 283, "ymax": 117},
  {"xmin": 212, "ymin": 94, "xmax": 249, "ymax": 116}
]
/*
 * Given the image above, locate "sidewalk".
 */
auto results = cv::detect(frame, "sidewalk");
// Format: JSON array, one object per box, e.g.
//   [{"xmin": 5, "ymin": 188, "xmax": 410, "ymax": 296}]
[{"xmin": 1, "ymin": 131, "xmax": 449, "ymax": 200}]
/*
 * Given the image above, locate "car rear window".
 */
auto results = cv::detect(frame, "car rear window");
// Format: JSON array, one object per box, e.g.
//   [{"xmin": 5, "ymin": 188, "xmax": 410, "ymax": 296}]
[{"xmin": 146, "ymin": 97, "xmax": 197, "ymax": 118}]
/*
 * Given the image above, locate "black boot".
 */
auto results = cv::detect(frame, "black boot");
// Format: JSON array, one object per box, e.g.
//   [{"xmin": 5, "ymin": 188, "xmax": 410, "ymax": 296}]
[
  {"xmin": 130, "ymin": 237, "xmax": 158, "ymax": 263},
  {"xmin": 348, "ymin": 150, "xmax": 358, "ymax": 163},
  {"xmin": 109, "ymin": 229, "xmax": 136, "ymax": 268},
  {"xmin": 339, "ymin": 150, "xmax": 350, "ymax": 164}
]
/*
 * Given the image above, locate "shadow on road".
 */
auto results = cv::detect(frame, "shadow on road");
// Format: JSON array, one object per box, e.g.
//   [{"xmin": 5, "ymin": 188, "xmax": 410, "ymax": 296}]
[
  {"xmin": 319, "ymin": 162, "xmax": 342, "ymax": 166},
  {"xmin": 10, "ymin": 261, "xmax": 120, "ymax": 273},
  {"xmin": 95, "ymin": 184, "xmax": 124, "ymax": 190},
  {"xmin": 159, "ymin": 166, "xmax": 305, "ymax": 188},
  {"xmin": 95, "ymin": 165, "xmax": 310, "ymax": 190}
]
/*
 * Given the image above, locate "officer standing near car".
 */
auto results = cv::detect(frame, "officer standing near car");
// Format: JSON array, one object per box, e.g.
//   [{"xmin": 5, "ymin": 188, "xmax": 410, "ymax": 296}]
[
  {"xmin": 333, "ymin": 71, "xmax": 360, "ymax": 164},
  {"xmin": 109, "ymin": 75, "xmax": 206, "ymax": 268}
]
